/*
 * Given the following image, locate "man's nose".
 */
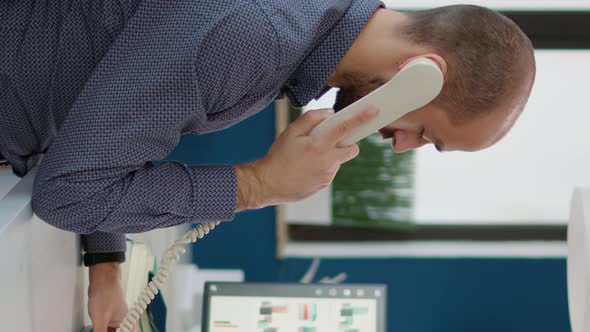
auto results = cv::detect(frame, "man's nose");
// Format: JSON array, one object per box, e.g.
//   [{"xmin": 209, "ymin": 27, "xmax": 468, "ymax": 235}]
[{"xmin": 392, "ymin": 130, "xmax": 428, "ymax": 153}]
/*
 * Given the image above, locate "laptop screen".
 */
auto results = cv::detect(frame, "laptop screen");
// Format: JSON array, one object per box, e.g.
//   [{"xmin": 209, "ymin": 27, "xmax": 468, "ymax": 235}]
[{"xmin": 202, "ymin": 282, "xmax": 386, "ymax": 332}]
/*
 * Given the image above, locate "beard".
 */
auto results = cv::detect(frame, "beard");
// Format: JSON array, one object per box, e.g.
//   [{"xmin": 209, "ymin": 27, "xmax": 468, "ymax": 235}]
[{"xmin": 333, "ymin": 73, "xmax": 387, "ymax": 112}]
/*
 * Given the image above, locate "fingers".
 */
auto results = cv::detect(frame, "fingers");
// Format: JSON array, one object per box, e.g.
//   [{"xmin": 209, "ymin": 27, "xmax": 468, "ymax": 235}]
[
  {"xmin": 92, "ymin": 321, "xmax": 108, "ymax": 332},
  {"xmin": 287, "ymin": 108, "xmax": 334, "ymax": 136},
  {"xmin": 318, "ymin": 105, "xmax": 379, "ymax": 146},
  {"xmin": 92, "ymin": 319, "xmax": 120, "ymax": 332},
  {"xmin": 105, "ymin": 326, "xmax": 137, "ymax": 332},
  {"xmin": 332, "ymin": 143, "xmax": 360, "ymax": 163},
  {"xmin": 89, "ymin": 302, "xmax": 130, "ymax": 332},
  {"xmin": 89, "ymin": 311, "xmax": 109, "ymax": 332},
  {"xmin": 99, "ymin": 322, "xmax": 137, "ymax": 332}
]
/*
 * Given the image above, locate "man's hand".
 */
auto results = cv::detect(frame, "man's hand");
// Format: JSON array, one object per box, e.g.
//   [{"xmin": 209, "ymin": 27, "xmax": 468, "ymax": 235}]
[
  {"xmin": 88, "ymin": 262, "xmax": 139, "ymax": 332},
  {"xmin": 235, "ymin": 105, "xmax": 379, "ymax": 210}
]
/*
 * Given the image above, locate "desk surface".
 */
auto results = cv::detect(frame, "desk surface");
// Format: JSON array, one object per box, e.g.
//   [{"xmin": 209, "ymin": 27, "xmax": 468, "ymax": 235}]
[
  {"xmin": 0, "ymin": 166, "xmax": 18, "ymax": 201},
  {"xmin": 0, "ymin": 168, "xmax": 84, "ymax": 332}
]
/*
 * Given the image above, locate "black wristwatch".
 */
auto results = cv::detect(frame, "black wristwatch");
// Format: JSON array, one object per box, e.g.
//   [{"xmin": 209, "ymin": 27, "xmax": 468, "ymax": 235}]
[{"xmin": 83, "ymin": 251, "xmax": 126, "ymax": 266}]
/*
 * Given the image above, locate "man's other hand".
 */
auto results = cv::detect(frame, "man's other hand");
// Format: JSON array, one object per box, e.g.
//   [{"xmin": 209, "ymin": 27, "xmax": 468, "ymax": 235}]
[{"xmin": 88, "ymin": 262, "xmax": 139, "ymax": 332}]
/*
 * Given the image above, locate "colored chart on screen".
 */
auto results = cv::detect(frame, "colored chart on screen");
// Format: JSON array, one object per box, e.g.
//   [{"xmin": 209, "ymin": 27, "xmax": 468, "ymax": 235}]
[{"xmin": 208, "ymin": 296, "xmax": 377, "ymax": 332}]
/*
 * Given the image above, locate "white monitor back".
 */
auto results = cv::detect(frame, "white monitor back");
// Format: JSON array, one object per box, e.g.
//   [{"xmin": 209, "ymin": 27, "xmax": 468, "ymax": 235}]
[{"xmin": 568, "ymin": 188, "xmax": 590, "ymax": 332}]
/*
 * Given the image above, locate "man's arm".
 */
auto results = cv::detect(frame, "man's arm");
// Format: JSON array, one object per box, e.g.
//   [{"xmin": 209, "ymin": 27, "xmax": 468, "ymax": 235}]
[{"xmin": 31, "ymin": 0, "xmax": 278, "ymax": 239}]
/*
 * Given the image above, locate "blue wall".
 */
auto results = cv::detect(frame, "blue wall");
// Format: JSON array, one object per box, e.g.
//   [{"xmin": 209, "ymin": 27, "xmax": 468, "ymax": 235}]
[{"xmin": 166, "ymin": 105, "xmax": 570, "ymax": 332}]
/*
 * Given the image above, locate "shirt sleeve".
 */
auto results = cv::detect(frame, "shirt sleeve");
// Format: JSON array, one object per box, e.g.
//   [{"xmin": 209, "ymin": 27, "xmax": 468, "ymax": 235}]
[
  {"xmin": 31, "ymin": 0, "xmax": 278, "ymax": 253},
  {"xmin": 83, "ymin": 232, "xmax": 127, "ymax": 254}
]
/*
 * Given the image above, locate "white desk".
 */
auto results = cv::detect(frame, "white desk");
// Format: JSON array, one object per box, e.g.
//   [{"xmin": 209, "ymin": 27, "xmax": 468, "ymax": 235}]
[
  {"xmin": 0, "ymin": 168, "xmax": 187, "ymax": 331},
  {"xmin": 0, "ymin": 168, "xmax": 85, "ymax": 332},
  {"xmin": 0, "ymin": 166, "xmax": 242, "ymax": 332},
  {"xmin": 0, "ymin": 166, "xmax": 20, "ymax": 200}
]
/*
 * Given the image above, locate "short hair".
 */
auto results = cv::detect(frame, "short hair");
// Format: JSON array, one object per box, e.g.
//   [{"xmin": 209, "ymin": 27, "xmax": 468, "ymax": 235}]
[{"xmin": 399, "ymin": 5, "xmax": 536, "ymax": 124}]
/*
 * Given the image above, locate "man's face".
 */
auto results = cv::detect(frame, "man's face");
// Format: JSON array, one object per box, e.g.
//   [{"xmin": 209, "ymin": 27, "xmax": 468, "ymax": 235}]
[
  {"xmin": 378, "ymin": 103, "xmax": 514, "ymax": 153},
  {"xmin": 333, "ymin": 75, "xmax": 516, "ymax": 153}
]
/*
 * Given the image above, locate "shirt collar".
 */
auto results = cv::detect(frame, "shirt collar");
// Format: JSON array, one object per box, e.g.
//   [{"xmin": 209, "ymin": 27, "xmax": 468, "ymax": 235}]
[{"xmin": 284, "ymin": 0, "xmax": 384, "ymax": 107}]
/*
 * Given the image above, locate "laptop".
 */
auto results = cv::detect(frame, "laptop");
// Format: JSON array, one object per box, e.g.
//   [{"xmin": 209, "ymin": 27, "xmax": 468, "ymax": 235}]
[{"xmin": 202, "ymin": 282, "xmax": 387, "ymax": 332}]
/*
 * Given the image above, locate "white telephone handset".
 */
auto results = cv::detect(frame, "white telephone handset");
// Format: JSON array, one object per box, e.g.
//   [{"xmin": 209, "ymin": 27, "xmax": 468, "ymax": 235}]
[
  {"xmin": 310, "ymin": 57, "xmax": 444, "ymax": 146},
  {"xmin": 116, "ymin": 57, "xmax": 444, "ymax": 332}
]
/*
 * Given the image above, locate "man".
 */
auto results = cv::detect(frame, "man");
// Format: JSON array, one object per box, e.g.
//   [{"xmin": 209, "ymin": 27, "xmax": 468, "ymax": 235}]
[{"xmin": 0, "ymin": 0, "xmax": 534, "ymax": 330}]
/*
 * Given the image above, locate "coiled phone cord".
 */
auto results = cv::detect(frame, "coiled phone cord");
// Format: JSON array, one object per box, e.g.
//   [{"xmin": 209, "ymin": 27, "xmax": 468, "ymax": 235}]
[{"xmin": 117, "ymin": 221, "xmax": 220, "ymax": 332}]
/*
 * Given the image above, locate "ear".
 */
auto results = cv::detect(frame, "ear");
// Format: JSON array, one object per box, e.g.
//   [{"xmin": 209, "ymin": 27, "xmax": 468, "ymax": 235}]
[{"xmin": 399, "ymin": 53, "xmax": 448, "ymax": 80}]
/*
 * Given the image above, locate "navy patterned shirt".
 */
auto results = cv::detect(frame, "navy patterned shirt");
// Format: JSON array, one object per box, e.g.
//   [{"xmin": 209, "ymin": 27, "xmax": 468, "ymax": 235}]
[{"xmin": 0, "ymin": 0, "xmax": 382, "ymax": 254}]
